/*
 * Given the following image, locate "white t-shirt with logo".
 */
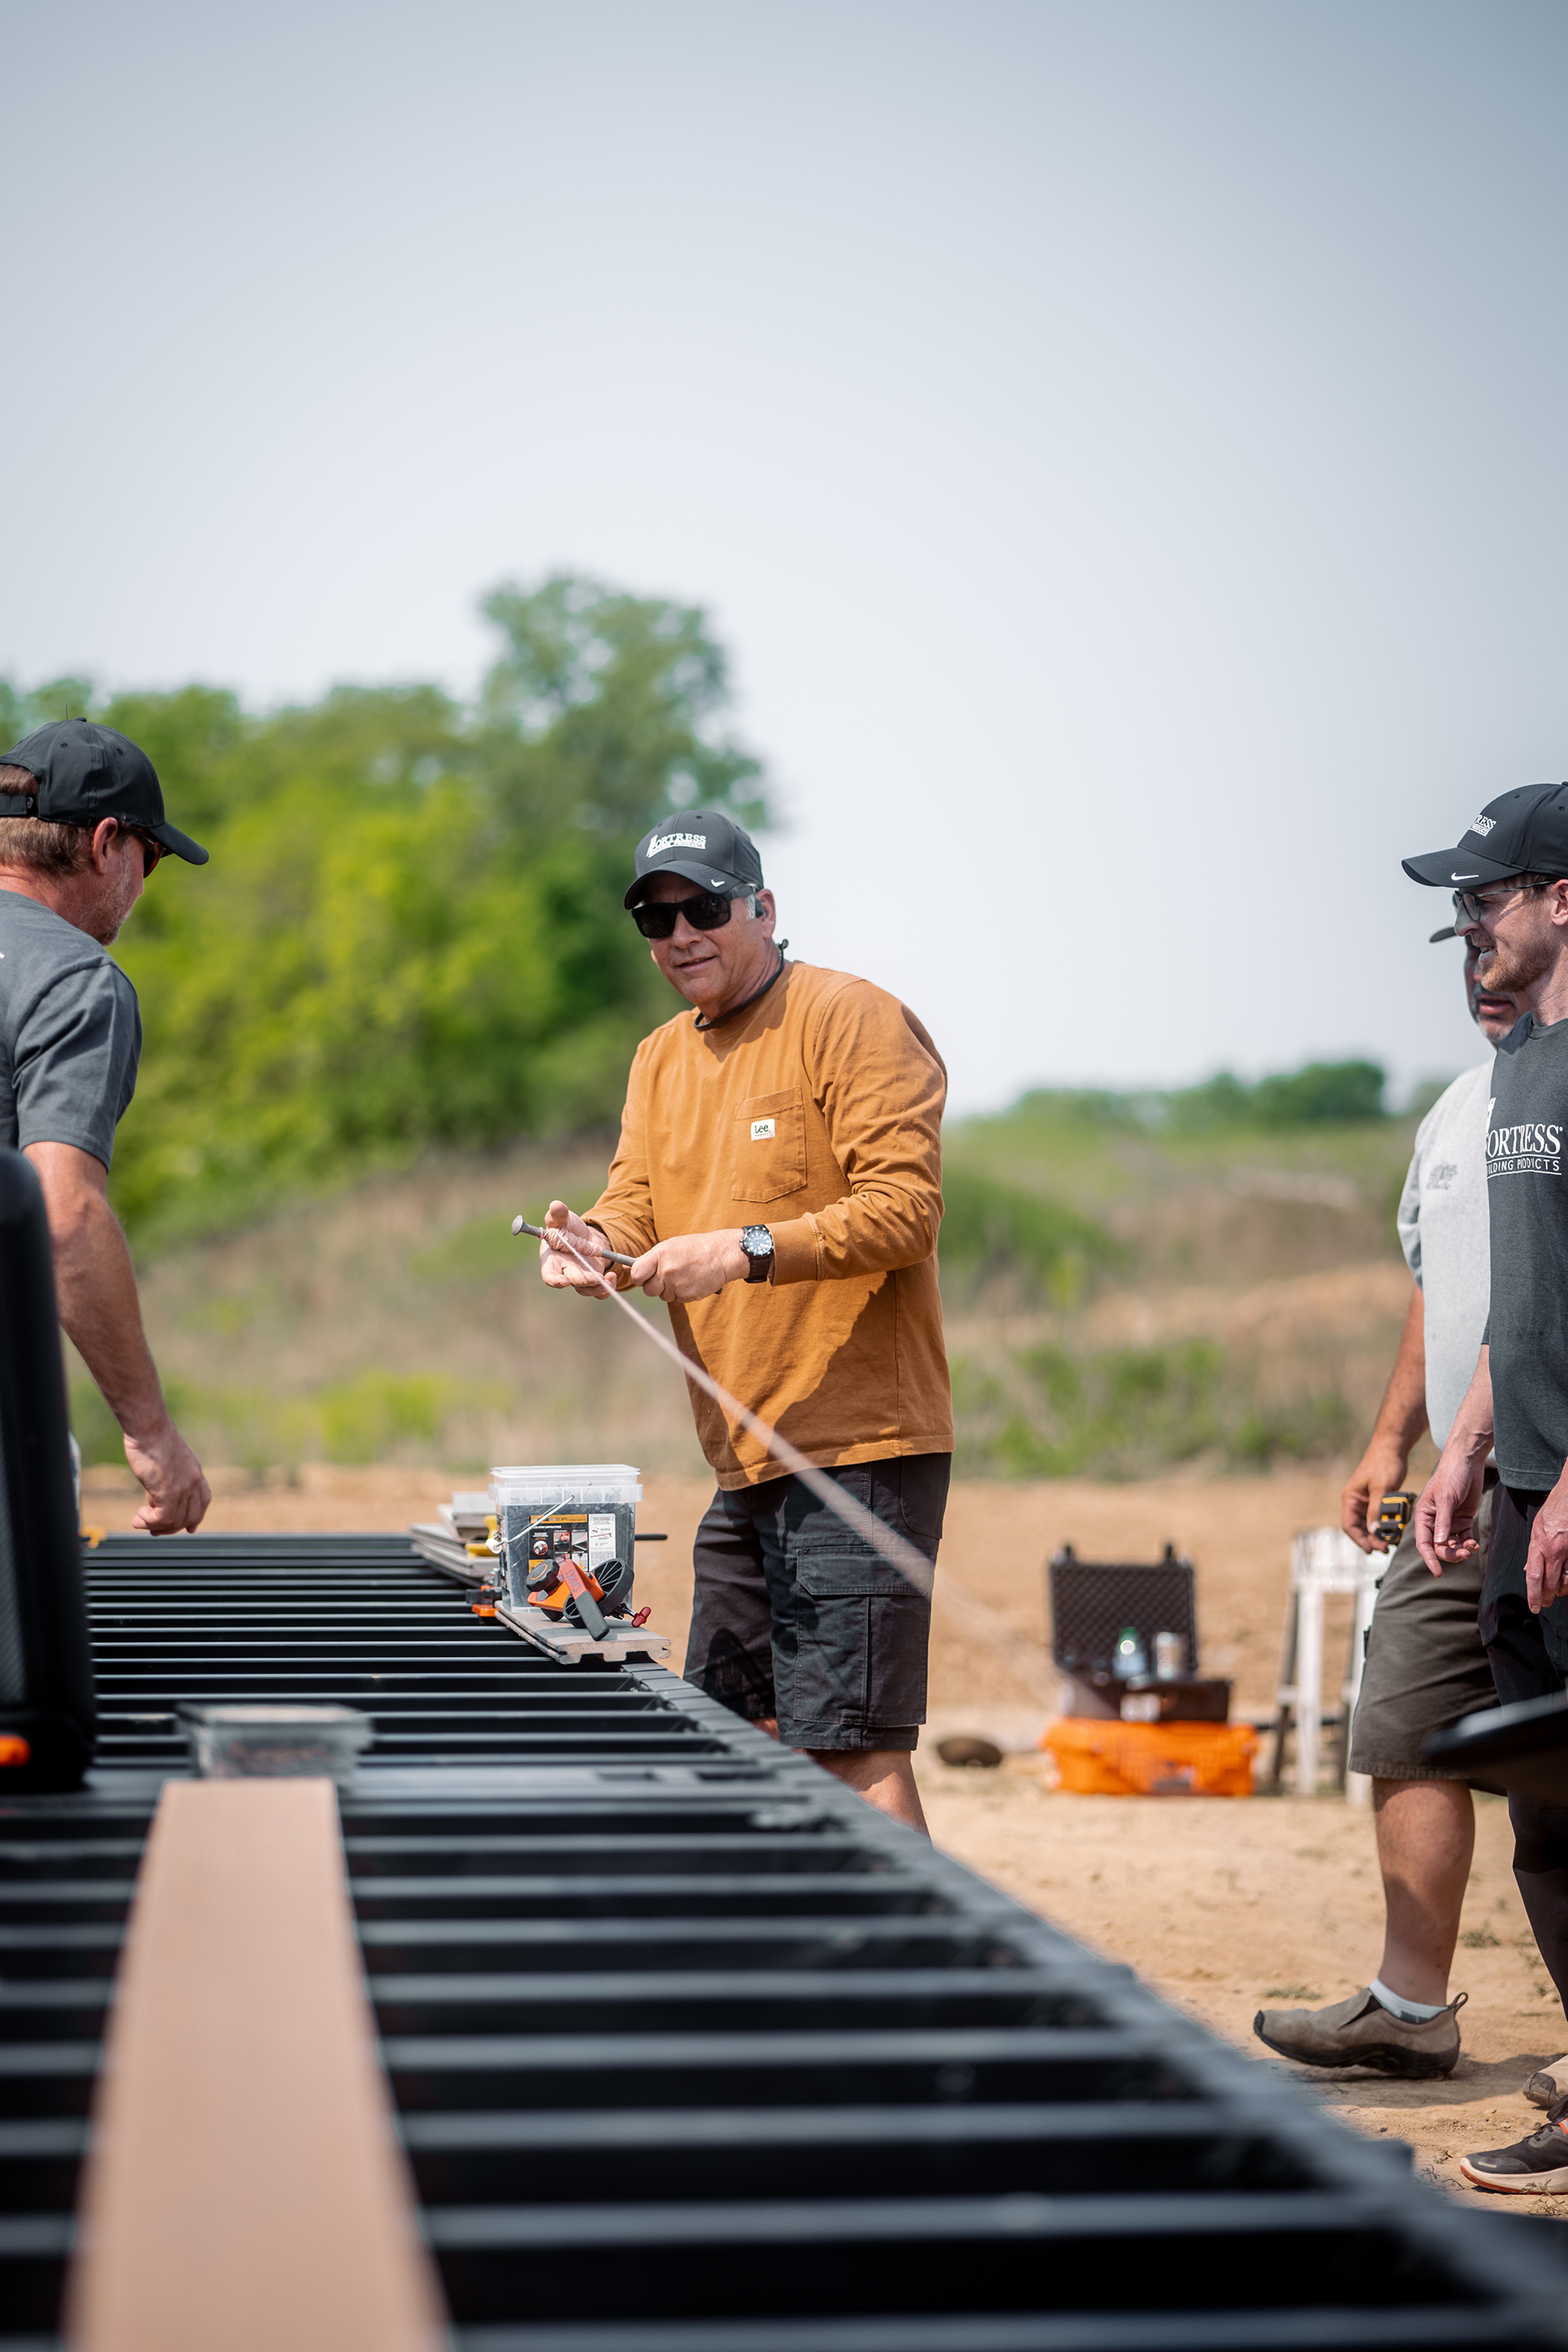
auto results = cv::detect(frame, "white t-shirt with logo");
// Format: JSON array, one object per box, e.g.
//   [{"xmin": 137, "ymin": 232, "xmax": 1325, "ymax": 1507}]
[{"xmin": 1396, "ymin": 1060, "xmax": 1491, "ymax": 1450}]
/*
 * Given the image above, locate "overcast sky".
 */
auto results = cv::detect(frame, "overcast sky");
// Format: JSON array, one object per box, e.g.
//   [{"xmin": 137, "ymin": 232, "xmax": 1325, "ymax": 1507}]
[{"xmin": 6, "ymin": 1, "xmax": 1566, "ymax": 1112}]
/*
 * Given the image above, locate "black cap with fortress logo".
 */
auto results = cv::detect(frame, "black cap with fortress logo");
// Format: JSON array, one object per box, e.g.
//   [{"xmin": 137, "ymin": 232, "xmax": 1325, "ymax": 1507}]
[
  {"xmin": 0, "ymin": 719, "xmax": 208, "ymax": 865},
  {"xmin": 624, "ymin": 808, "xmax": 763, "ymax": 908},
  {"xmin": 1403, "ymin": 782, "xmax": 1568, "ymax": 893}
]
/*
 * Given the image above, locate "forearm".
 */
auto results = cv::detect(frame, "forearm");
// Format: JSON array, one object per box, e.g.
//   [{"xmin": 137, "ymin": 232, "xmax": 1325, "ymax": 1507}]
[
  {"xmin": 26, "ymin": 1142, "xmax": 207, "ymax": 1535},
  {"xmin": 1441, "ymin": 1346, "xmax": 1494, "ymax": 1469},
  {"xmin": 51, "ymin": 1192, "xmax": 170, "ymax": 1441},
  {"xmin": 1342, "ymin": 1287, "xmax": 1430, "ymax": 1549},
  {"xmin": 1366, "ymin": 1285, "xmax": 1429, "ymax": 1462},
  {"xmin": 1414, "ymin": 1347, "xmax": 1494, "ymax": 1575}
]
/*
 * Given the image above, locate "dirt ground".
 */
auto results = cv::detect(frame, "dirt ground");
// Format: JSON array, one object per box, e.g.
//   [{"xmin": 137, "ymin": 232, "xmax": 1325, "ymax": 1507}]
[{"xmin": 82, "ymin": 1461, "xmax": 1567, "ymax": 2213}]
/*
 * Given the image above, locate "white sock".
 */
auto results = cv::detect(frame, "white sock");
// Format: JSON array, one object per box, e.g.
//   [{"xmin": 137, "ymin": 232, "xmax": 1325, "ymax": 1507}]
[{"xmin": 1369, "ymin": 1976, "xmax": 1446, "ymax": 2022}]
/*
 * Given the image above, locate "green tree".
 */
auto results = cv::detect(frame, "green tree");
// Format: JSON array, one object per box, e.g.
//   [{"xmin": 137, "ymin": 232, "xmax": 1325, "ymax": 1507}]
[{"xmin": 1, "ymin": 575, "xmax": 771, "ymax": 1243}]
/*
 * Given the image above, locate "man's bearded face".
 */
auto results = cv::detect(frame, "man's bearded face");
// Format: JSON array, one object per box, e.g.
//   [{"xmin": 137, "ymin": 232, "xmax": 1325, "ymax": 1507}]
[{"xmin": 1470, "ymin": 889, "xmax": 1557, "ymax": 996}]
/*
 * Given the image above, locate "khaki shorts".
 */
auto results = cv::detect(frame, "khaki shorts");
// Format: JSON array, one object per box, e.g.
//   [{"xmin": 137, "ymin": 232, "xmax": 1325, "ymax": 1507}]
[{"xmin": 1348, "ymin": 1484, "xmax": 1500, "ymax": 1784}]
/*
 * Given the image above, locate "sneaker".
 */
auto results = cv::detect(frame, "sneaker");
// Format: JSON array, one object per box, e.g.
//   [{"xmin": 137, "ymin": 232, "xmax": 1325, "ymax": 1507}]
[
  {"xmin": 1526, "ymin": 2052, "xmax": 1568, "ymax": 2108},
  {"xmin": 1459, "ymin": 2093, "xmax": 1568, "ymax": 2192},
  {"xmin": 1253, "ymin": 1986, "xmax": 1465, "ymax": 2079}
]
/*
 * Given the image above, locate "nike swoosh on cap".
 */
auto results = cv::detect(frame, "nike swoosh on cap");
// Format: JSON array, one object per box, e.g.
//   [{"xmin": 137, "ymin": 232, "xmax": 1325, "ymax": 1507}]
[{"xmin": 1452, "ymin": 872, "xmax": 1481, "ymax": 881}]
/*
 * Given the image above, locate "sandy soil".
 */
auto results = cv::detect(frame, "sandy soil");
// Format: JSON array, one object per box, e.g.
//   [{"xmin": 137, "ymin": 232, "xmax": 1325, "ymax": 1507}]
[
  {"xmin": 82, "ymin": 1462, "xmax": 1566, "ymax": 2212},
  {"xmin": 915, "ymin": 1761, "xmax": 1562, "ymax": 2215}
]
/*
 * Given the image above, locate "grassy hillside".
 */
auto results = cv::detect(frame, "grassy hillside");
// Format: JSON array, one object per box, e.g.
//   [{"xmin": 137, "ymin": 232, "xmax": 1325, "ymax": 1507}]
[
  {"xmin": 940, "ymin": 1080, "xmax": 1428, "ymax": 1478},
  {"xmin": 75, "ymin": 1059, "xmax": 1446, "ymax": 1485}
]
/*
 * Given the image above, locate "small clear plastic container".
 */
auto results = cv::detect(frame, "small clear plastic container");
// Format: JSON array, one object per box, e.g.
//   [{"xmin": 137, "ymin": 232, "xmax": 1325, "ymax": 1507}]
[
  {"xmin": 179, "ymin": 1704, "xmax": 372, "ymax": 1791},
  {"xmin": 489, "ymin": 1464, "xmax": 642, "ymax": 1614},
  {"xmin": 489, "ymin": 1464, "xmax": 644, "ymax": 1509}
]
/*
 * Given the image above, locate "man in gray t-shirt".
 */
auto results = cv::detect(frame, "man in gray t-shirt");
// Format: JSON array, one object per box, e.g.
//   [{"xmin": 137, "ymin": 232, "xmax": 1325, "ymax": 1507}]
[
  {"xmin": 0, "ymin": 890, "xmax": 142, "ymax": 1167},
  {"xmin": 0, "ymin": 719, "xmax": 210, "ymax": 1535},
  {"xmin": 1256, "ymin": 934, "xmax": 1513, "ymax": 2083}
]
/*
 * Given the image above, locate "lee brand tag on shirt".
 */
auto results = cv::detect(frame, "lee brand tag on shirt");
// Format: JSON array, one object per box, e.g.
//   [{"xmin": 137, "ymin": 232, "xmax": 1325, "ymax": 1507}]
[{"xmin": 751, "ymin": 1118, "xmax": 775, "ymax": 1142}]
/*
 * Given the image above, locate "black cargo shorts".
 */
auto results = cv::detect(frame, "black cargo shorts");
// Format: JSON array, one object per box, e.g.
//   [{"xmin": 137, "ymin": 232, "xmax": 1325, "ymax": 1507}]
[{"xmin": 684, "ymin": 1453, "xmax": 950, "ymax": 1753}]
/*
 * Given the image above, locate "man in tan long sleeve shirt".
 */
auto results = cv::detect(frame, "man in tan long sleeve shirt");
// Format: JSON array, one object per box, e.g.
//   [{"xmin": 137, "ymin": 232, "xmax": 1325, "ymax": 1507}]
[{"xmin": 538, "ymin": 809, "xmax": 951, "ymax": 1830}]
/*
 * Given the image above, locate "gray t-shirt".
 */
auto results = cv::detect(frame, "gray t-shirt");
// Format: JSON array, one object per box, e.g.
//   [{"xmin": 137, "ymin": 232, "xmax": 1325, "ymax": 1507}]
[
  {"xmin": 1396, "ymin": 1059, "xmax": 1491, "ymax": 1450},
  {"xmin": 0, "ymin": 889, "xmax": 142, "ymax": 1171},
  {"xmin": 1483, "ymin": 1011, "xmax": 1568, "ymax": 1487}
]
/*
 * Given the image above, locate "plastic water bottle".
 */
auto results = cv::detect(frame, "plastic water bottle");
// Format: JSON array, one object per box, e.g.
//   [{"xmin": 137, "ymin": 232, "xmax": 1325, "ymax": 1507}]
[{"xmin": 1114, "ymin": 1626, "xmax": 1148, "ymax": 1679}]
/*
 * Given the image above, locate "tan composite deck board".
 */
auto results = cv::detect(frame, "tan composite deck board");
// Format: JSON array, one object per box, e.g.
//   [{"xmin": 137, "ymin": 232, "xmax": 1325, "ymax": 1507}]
[{"xmin": 69, "ymin": 1776, "xmax": 446, "ymax": 2351}]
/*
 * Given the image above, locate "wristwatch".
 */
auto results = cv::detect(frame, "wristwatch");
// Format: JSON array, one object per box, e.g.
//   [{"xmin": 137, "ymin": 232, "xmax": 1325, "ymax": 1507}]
[{"xmin": 740, "ymin": 1224, "xmax": 775, "ymax": 1284}]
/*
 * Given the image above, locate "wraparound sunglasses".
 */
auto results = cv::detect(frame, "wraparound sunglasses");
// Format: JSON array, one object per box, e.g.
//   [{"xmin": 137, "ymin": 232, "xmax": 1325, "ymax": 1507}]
[{"xmin": 631, "ymin": 890, "xmax": 746, "ymax": 941}]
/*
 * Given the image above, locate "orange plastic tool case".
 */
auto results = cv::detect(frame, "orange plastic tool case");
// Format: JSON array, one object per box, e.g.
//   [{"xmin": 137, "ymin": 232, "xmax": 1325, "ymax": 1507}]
[{"xmin": 1042, "ymin": 1717, "xmax": 1258, "ymax": 1797}]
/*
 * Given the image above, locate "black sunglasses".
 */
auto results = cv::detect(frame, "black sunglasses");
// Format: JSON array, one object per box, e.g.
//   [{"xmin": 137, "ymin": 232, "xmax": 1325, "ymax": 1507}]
[
  {"xmin": 630, "ymin": 890, "xmax": 744, "ymax": 941},
  {"xmin": 117, "ymin": 822, "xmax": 167, "ymax": 874}
]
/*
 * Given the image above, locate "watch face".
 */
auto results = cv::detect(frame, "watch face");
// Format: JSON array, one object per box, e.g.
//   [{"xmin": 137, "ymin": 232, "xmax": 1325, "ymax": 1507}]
[{"xmin": 742, "ymin": 1225, "xmax": 773, "ymax": 1254}]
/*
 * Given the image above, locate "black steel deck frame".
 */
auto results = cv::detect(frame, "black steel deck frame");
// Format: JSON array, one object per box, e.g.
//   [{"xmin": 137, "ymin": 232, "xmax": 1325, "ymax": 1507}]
[{"xmin": 2, "ymin": 1532, "xmax": 1566, "ymax": 2350}]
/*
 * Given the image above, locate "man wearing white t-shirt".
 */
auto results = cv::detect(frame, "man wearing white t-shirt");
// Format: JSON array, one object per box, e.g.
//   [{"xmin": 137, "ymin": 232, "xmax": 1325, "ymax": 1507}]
[{"xmin": 1255, "ymin": 930, "xmax": 1514, "ymax": 2082}]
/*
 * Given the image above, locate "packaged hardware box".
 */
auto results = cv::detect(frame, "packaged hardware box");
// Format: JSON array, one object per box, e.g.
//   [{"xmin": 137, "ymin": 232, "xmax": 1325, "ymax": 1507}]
[{"xmin": 488, "ymin": 1464, "xmax": 642, "ymax": 1615}]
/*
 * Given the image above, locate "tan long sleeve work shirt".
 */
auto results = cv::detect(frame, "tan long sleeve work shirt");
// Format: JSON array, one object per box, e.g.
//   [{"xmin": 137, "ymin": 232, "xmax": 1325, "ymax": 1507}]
[{"xmin": 586, "ymin": 960, "xmax": 953, "ymax": 1487}]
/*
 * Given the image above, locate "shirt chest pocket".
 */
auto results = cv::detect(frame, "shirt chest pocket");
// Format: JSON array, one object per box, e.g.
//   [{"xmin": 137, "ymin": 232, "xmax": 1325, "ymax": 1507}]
[{"xmin": 731, "ymin": 1088, "xmax": 808, "ymax": 1204}]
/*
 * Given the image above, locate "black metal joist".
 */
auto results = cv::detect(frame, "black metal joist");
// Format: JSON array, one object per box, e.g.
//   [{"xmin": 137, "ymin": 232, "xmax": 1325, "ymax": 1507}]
[{"xmin": 2, "ymin": 1531, "xmax": 1566, "ymax": 2348}]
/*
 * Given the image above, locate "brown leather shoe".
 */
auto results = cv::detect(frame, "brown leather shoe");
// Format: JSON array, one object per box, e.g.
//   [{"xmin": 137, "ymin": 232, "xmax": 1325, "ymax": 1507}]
[{"xmin": 1253, "ymin": 1986, "xmax": 1464, "ymax": 2078}]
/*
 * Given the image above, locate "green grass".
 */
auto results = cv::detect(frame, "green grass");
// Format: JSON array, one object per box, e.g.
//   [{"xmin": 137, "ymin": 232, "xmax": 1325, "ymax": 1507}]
[
  {"xmin": 945, "ymin": 1083, "xmax": 1423, "ymax": 1223},
  {"xmin": 408, "ymin": 1208, "xmax": 550, "ymax": 1287},
  {"xmin": 75, "ymin": 1365, "xmax": 508, "ymax": 1473},
  {"xmin": 949, "ymin": 1334, "xmax": 1361, "ymax": 1479},
  {"xmin": 69, "ymin": 1061, "xmax": 1429, "ymax": 1482},
  {"xmin": 938, "ymin": 1166, "xmax": 1125, "ymax": 1302},
  {"xmin": 933, "ymin": 1066, "xmax": 1423, "ymax": 1476}
]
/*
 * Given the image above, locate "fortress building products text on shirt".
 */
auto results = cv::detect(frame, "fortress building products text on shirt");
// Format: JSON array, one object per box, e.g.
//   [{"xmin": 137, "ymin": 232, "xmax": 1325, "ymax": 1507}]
[{"xmin": 1487, "ymin": 1117, "xmax": 1563, "ymax": 1178}]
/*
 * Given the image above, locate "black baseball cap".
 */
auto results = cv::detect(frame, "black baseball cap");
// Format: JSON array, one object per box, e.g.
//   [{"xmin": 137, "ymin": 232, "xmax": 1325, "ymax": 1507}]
[
  {"xmin": 0, "ymin": 719, "xmax": 208, "ymax": 866},
  {"xmin": 1403, "ymin": 782, "xmax": 1568, "ymax": 894},
  {"xmin": 624, "ymin": 808, "xmax": 763, "ymax": 909}
]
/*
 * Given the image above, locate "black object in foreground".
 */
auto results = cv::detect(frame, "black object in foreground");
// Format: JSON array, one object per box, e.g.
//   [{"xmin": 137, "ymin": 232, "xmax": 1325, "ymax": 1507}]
[
  {"xmin": 4, "ymin": 1531, "xmax": 1567, "ymax": 2343},
  {"xmin": 1424, "ymin": 1689, "xmax": 1568, "ymax": 1803},
  {"xmin": 0, "ymin": 1145, "xmax": 96, "ymax": 1790}
]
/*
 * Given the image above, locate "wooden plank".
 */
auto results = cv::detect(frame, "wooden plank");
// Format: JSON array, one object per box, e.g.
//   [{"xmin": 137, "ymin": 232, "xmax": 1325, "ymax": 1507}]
[{"xmin": 68, "ymin": 1778, "xmax": 446, "ymax": 2352}]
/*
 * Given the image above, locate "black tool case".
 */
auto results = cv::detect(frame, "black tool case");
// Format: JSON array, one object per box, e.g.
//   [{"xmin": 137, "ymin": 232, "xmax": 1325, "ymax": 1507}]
[
  {"xmin": 2, "ymin": 1530, "xmax": 1566, "ymax": 2346},
  {"xmin": 1049, "ymin": 1543, "xmax": 1234, "ymax": 1722}
]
